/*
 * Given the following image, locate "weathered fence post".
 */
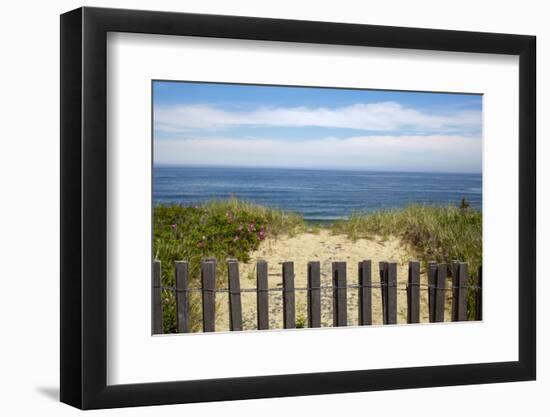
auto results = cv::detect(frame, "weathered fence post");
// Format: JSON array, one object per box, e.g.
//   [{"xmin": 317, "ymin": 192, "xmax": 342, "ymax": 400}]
[
  {"xmin": 201, "ymin": 260, "xmax": 216, "ymax": 332},
  {"xmin": 451, "ymin": 261, "xmax": 460, "ymax": 320},
  {"xmin": 152, "ymin": 260, "xmax": 163, "ymax": 334},
  {"xmin": 358, "ymin": 260, "xmax": 372, "ymax": 326},
  {"xmin": 227, "ymin": 260, "xmax": 243, "ymax": 331},
  {"xmin": 407, "ymin": 261, "xmax": 420, "ymax": 323},
  {"xmin": 282, "ymin": 262, "xmax": 295, "ymax": 329},
  {"xmin": 332, "ymin": 261, "xmax": 348, "ymax": 326},
  {"xmin": 434, "ymin": 263, "xmax": 447, "ymax": 322},
  {"xmin": 204, "ymin": 257, "xmax": 217, "ymax": 269},
  {"xmin": 307, "ymin": 261, "xmax": 321, "ymax": 328},
  {"xmin": 256, "ymin": 260, "xmax": 269, "ymax": 330},
  {"xmin": 379, "ymin": 261, "xmax": 388, "ymax": 321},
  {"xmin": 175, "ymin": 260, "xmax": 189, "ymax": 333},
  {"xmin": 475, "ymin": 265, "xmax": 483, "ymax": 321},
  {"xmin": 452, "ymin": 262, "xmax": 469, "ymax": 321},
  {"xmin": 428, "ymin": 261, "xmax": 437, "ymax": 322},
  {"xmin": 385, "ymin": 261, "xmax": 397, "ymax": 324},
  {"xmin": 166, "ymin": 257, "xmax": 478, "ymax": 334}
]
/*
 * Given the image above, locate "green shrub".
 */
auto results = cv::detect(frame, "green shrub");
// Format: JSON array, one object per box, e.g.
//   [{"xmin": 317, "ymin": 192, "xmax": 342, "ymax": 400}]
[
  {"xmin": 154, "ymin": 198, "xmax": 305, "ymax": 332},
  {"xmin": 296, "ymin": 313, "xmax": 306, "ymax": 329}
]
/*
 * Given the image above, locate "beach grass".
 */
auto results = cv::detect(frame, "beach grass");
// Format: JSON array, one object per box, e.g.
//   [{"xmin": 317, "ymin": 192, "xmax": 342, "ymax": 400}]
[
  {"xmin": 154, "ymin": 199, "xmax": 481, "ymax": 332},
  {"xmin": 330, "ymin": 204, "xmax": 482, "ymax": 273}
]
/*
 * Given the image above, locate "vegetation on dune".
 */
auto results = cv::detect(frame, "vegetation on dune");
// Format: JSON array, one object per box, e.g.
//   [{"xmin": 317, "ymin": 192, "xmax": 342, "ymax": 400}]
[
  {"xmin": 154, "ymin": 198, "xmax": 306, "ymax": 332},
  {"xmin": 330, "ymin": 204, "xmax": 481, "ymax": 272}
]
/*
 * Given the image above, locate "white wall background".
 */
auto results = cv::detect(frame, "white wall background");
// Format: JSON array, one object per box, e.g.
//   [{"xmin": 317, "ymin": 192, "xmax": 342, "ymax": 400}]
[{"xmin": 0, "ymin": 0, "xmax": 545, "ymax": 415}]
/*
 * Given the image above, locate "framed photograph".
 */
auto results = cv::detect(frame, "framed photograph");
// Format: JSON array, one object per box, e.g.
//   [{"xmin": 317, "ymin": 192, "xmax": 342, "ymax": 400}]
[{"xmin": 60, "ymin": 6, "xmax": 536, "ymax": 409}]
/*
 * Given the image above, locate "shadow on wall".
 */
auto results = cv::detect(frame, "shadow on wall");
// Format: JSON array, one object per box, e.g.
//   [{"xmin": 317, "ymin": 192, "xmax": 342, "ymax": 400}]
[{"xmin": 35, "ymin": 386, "xmax": 59, "ymax": 401}]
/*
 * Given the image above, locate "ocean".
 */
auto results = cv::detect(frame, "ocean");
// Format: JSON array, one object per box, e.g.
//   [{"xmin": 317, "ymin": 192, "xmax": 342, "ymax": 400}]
[{"xmin": 153, "ymin": 166, "xmax": 482, "ymax": 221}]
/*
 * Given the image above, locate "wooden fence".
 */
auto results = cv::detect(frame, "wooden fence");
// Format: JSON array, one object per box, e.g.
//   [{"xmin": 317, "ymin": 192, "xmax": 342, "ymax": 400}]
[{"xmin": 152, "ymin": 259, "xmax": 482, "ymax": 334}]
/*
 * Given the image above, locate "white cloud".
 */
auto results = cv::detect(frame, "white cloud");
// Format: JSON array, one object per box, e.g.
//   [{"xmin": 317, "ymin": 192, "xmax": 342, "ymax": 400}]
[
  {"xmin": 154, "ymin": 134, "xmax": 482, "ymax": 173},
  {"xmin": 154, "ymin": 102, "xmax": 481, "ymax": 133}
]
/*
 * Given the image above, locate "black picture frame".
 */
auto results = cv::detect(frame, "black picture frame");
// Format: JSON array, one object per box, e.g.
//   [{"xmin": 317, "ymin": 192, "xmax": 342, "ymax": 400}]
[{"xmin": 60, "ymin": 6, "xmax": 536, "ymax": 410}]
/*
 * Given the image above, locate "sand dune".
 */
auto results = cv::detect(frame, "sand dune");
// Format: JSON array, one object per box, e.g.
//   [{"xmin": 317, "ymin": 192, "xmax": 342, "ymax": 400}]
[{"xmin": 215, "ymin": 230, "xmax": 453, "ymax": 331}]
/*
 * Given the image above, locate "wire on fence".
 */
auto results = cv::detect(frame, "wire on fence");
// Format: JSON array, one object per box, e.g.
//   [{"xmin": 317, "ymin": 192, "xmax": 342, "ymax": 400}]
[{"xmin": 155, "ymin": 283, "xmax": 481, "ymax": 294}]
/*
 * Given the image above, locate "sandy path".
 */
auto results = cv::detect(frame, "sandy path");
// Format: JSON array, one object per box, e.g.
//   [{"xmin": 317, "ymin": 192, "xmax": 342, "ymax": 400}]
[{"xmin": 215, "ymin": 230, "xmax": 453, "ymax": 331}]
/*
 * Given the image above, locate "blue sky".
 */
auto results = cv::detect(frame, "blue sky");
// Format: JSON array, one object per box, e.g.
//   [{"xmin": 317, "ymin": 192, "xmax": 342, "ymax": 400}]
[{"xmin": 153, "ymin": 81, "xmax": 482, "ymax": 173}]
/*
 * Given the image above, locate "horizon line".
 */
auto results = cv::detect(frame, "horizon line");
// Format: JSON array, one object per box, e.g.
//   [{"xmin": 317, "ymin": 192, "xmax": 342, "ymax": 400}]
[{"xmin": 153, "ymin": 163, "xmax": 482, "ymax": 175}]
